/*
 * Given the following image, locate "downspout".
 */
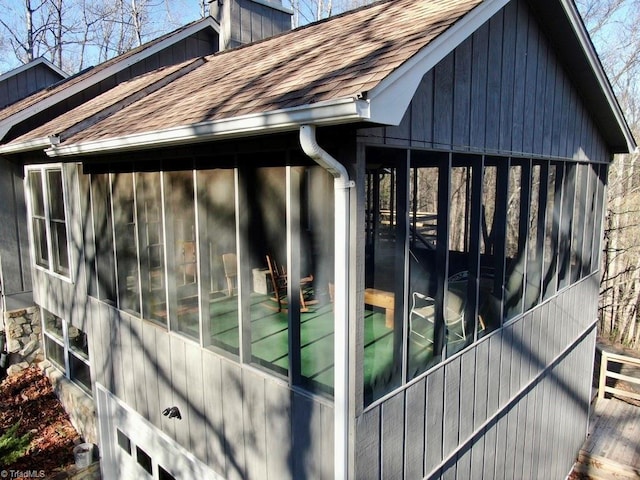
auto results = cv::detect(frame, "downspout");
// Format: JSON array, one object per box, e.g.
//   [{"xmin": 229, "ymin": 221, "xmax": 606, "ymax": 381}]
[{"xmin": 299, "ymin": 125, "xmax": 354, "ymax": 480}]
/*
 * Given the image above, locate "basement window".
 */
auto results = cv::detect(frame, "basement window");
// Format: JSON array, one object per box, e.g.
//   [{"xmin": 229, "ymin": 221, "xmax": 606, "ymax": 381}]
[{"xmin": 42, "ymin": 309, "xmax": 92, "ymax": 394}]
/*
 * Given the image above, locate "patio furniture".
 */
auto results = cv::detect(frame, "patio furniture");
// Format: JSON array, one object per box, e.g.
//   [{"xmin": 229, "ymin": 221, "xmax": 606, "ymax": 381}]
[
  {"xmin": 364, "ymin": 288, "xmax": 395, "ymax": 327},
  {"xmin": 410, "ymin": 274, "xmax": 467, "ymax": 343},
  {"xmin": 266, "ymin": 254, "xmax": 316, "ymax": 312}
]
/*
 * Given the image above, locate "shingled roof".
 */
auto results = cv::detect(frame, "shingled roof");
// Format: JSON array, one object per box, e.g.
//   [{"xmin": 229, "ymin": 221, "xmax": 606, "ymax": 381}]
[
  {"xmin": 1, "ymin": 0, "xmax": 635, "ymax": 156},
  {"xmin": 1, "ymin": 0, "xmax": 484, "ymax": 154}
]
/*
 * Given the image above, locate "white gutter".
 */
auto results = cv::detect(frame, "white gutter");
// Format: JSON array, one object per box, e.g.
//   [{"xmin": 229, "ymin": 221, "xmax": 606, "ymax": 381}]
[
  {"xmin": 299, "ymin": 125, "xmax": 354, "ymax": 480},
  {"xmin": 46, "ymin": 98, "xmax": 370, "ymax": 157},
  {"xmin": 0, "ymin": 136, "xmax": 55, "ymax": 154}
]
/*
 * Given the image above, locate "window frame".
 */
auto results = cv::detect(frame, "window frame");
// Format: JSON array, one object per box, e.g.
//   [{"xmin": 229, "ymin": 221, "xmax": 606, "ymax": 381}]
[
  {"xmin": 26, "ymin": 164, "xmax": 72, "ymax": 281},
  {"xmin": 41, "ymin": 308, "xmax": 92, "ymax": 395}
]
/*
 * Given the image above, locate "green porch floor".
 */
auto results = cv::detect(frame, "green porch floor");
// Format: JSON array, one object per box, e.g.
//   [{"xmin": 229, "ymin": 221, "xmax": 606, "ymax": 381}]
[{"xmin": 207, "ymin": 294, "xmax": 420, "ymax": 396}]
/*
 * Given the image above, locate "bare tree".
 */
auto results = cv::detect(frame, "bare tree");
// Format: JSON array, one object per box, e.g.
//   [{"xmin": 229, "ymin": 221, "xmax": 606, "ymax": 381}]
[
  {"xmin": 577, "ymin": 0, "xmax": 640, "ymax": 347},
  {"xmin": 0, "ymin": 0, "xmax": 205, "ymax": 73}
]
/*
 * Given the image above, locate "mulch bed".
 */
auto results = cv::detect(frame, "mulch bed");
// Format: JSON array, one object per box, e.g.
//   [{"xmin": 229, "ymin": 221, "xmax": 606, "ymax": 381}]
[{"xmin": 0, "ymin": 366, "xmax": 80, "ymax": 476}]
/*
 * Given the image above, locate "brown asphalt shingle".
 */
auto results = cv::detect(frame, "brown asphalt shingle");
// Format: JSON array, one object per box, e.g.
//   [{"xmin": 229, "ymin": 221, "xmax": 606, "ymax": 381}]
[{"xmin": 7, "ymin": 0, "xmax": 483, "ymax": 148}]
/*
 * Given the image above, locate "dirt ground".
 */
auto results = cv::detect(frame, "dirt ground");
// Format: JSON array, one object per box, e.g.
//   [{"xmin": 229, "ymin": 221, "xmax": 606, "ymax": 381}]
[{"xmin": 0, "ymin": 366, "xmax": 80, "ymax": 477}]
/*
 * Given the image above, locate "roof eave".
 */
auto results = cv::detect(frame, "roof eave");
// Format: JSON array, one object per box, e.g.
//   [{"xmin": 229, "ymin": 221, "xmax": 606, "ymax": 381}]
[{"xmin": 46, "ymin": 97, "xmax": 371, "ymax": 157}]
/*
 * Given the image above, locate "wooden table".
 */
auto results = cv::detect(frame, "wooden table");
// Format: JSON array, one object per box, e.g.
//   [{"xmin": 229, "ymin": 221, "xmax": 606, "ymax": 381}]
[{"xmin": 364, "ymin": 288, "xmax": 395, "ymax": 328}]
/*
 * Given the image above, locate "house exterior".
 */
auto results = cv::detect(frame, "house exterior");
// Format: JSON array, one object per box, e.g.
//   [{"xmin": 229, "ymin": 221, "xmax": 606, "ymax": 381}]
[{"xmin": 0, "ymin": 0, "xmax": 635, "ymax": 478}]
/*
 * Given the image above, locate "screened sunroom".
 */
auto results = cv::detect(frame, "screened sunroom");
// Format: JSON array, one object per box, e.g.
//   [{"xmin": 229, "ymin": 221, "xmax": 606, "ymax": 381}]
[
  {"xmin": 360, "ymin": 147, "xmax": 606, "ymax": 405},
  {"xmin": 85, "ymin": 151, "xmax": 339, "ymax": 396}
]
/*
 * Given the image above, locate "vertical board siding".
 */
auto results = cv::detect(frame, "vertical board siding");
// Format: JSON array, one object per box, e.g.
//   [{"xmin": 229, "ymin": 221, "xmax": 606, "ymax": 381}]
[
  {"xmin": 0, "ymin": 63, "xmax": 64, "ymax": 108},
  {"xmin": 202, "ymin": 350, "xmax": 226, "ymax": 474},
  {"xmin": 264, "ymin": 380, "xmax": 293, "ymax": 479},
  {"xmin": 404, "ymin": 380, "xmax": 426, "ymax": 479},
  {"xmin": 356, "ymin": 279, "xmax": 597, "ymax": 479},
  {"xmin": 443, "ymin": 357, "xmax": 461, "ymax": 456},
  {"xmin": 185, "ymin": 345, "xmax": 207, "ymax": 462},
  {"xmin": 91, "ymin": 312, "xmax": 335, "ymax": 480},
  {"xmin": 458, "ymin": 352, "xmax": 475, "ymax": 444},
  {"xmin": 381, "ymin": 393, "xmax": 405, "ymax": 479},
  {"xmin": 498, "ymin": 1, "xmax": 517, "ymax": 153},
  {"xmin": 243, "ymin": 370, "xmax": 267, "ymax": 480},
  {"xmin": 452, "ymin": 36, "xmax": 472, "ymax": 150},
  {"xmin": 511, "ymin": 0, "xmax": 529, "ymax": 154},
  {"xmin": 155, "ymin": 325, "xmax": 176, "ymax": 441},
  {"xmin": 425, "ymin": 368, "xmax": 445, "ymax": 473},
  {"xmin": 360, "ymin": 0, "xmax": 610, "ymax": 163},
  {"xmin": 129, "ymin": 318, "xmax": 149, "ymax": 419},
  {"xmin": 433, "ymin": 54, "xmax": 454, "ymax": 148},
  {"xmin": 410, "ymin": 72, "xmax": 434, "ymax": 148},
  {"xmin": 142, "ymin": 321, "xmax": 162, "ymax": 429},
  {"xmin": 355, "ymin": 407, "xmax": 381, "ymax": 479},
  {"xmin": 485, "ymin": 11, "xmax": 503, "ymax": 152}
]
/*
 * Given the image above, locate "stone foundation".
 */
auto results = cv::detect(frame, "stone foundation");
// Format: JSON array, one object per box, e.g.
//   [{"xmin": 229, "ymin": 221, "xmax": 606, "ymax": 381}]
[
  {"xmin": 2, "ymin": 306, "xmax": 44, "ymax": 372},
  {"xmin": 40, "ymin": 360, "xmax": 99, "ymax": 445}
]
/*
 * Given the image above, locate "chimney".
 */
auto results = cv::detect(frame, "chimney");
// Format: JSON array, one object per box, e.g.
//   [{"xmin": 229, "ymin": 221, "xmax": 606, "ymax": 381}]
[{"xmin": 210, "ymin": 0, "xmax": 292, "ymax": 50}]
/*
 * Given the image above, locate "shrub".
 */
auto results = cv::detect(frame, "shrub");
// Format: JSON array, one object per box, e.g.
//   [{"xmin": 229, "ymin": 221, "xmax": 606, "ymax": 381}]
[{"xmin": 0, "ymin": 421, "xmax": 32, "ymax": 465}]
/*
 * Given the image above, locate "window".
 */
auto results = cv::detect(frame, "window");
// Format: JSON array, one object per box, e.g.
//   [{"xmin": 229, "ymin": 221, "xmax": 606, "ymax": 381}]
[
  {"xmin": 164, "ymin": 171, "xmax": 198, "ymax": 338},
  {"xmin": 112, "ymin": 172, "xmax": 141, "ymax": 315},
  {"xmin": 42, "ymin": 309, "xmax": 92, "ymax": 393},
  {"xmin": 197, "ymin": 167, "xmax": 238, "ymax": 352},
  {"xmin": 27, "ymin": 166, "xmax": 70, "ymax": 277}
]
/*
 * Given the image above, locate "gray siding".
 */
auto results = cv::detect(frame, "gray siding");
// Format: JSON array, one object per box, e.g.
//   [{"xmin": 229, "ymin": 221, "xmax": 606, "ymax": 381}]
[
  {"xmin": 354, "ymin": 277, "xmax": 598, "ymax": 479},
  {"xmin": 0, "ymin": 62, "xmax": 64, "ymax": 109},
  {"xmin": 89, "ymin": 298, "xmax": 333, "ymax": 480},
  {"xmin": 360, "ymin": 0, "xmax": 610, "ymax": 164},
  {"xmin": 211, "ymin": 0, "xmax": 291, "ymax": 49},
  {"xmin": 0, "ymin": 156, "xmax": 31, "ymax": 297}
]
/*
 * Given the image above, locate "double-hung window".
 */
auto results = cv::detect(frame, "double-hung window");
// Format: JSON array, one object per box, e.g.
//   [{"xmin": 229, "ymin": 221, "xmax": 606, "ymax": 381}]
[{"xmin": 27, "ymin": 166, "xmax": 70, "ymax": 277}]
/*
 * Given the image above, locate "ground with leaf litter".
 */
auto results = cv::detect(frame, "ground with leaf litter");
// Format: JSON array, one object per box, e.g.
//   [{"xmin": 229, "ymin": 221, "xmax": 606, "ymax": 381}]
[{"xmin": 0, "ymin": 366, "xmax": 80, "ymax": 476}]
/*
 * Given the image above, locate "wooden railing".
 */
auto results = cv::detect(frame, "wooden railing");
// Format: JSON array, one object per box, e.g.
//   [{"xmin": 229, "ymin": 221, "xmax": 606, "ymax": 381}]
[{"xmin": 598, "ymin": 349, "xmax": 640, "ymax": 401}]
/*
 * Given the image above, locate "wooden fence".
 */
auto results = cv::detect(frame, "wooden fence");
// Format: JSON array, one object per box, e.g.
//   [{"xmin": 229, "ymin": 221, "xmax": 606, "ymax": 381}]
[{"xmin": 598, "ymin": 349, "xmax": 640, "ymax": 401}]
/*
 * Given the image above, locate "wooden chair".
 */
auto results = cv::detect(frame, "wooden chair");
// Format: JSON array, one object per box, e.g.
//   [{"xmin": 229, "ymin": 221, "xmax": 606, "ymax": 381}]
[
  {"xmin": 265, "ymin": 254, "xmax": 315, "ymax": 312},
  {"xmin": 221, "ymin": 253, "xmax": 237, "ymax": 296}
]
